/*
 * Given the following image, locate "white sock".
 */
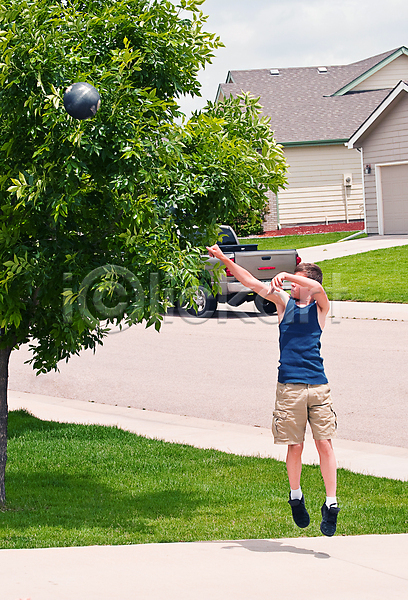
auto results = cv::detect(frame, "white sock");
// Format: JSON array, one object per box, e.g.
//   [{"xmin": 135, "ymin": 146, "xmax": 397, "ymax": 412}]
[
  {"xmin": 326, "ymin": 496, "xmax": 337, "ymax": 508},
  {"xmin": 290, "ymin": 487, "xmax": 302, "ymax": 501}
]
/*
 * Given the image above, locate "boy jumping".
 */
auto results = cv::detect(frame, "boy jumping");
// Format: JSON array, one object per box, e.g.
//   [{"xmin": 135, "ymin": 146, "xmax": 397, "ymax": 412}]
[{"xmin": 206, "ymin": 244, "xmax": 340, "ymax": 536}]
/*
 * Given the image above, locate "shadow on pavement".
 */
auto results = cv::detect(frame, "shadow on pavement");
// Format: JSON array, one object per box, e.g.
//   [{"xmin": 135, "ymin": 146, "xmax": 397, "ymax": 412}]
[
  {"xmin": 220, "ymin": 539, "xmax": 330, "ymax": 559},
  {"xmin": 168, "ymin": 308, "xmax": 276, "ymax": 321}
]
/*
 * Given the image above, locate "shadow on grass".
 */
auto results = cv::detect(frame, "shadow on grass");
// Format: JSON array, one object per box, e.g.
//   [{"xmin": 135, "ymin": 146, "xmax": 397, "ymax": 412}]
[
  {"xmin": 3, "ymin": 411, "xmax": 206, "ymax": 546},
  {"xmin": 7, "ymin": 408, "xmax": 74, "ymax": 439},
  {"xmin": 5, "ymin": 471, "xmax": 200, "ymax": 519}
]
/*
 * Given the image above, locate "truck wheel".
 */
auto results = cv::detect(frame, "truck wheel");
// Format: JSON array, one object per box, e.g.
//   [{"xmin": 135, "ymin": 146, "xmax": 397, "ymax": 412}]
[
  {"xmin": 254, "ymin": 294, "xmax": 277, "ymax": 315},
  {"xmin": 186, "ymin": 286, "xmax": 217, "ymax": 318}
]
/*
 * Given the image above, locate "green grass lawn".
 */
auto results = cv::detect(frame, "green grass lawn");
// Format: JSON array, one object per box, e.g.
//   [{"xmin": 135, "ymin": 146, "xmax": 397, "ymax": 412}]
[
  {"xmin": 318, "ymin": 246, "xmax": 408, "ymax": 303},
  {"xmin": 239, "ymin": 231, "xmax": 366, "ymax": 250},
  {"xmin": 239, "ymin": 233, "xmax": 408, "ymax": 303},
  {"xmin": 2, "ymin": 410, "xmax": 407, "ymax": 549}
]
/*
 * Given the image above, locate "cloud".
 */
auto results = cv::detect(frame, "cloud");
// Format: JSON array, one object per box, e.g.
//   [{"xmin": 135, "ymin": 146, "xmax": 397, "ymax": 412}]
[{"xmin": 177, "ymin": 0, "xmax": 408, "ymax": 116}]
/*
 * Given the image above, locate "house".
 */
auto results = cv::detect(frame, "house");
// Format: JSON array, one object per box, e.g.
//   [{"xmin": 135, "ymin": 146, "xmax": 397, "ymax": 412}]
[
  {"xmin": 347, "ymin": 81, "xmax": 408, "ymax": 234},
  {"xmin": 216, "ymin": 47, "xmax": 408, "ymax": 233}
]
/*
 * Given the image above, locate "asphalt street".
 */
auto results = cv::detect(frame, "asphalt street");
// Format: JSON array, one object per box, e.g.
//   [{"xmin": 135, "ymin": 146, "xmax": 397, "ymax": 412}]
[{"xmin": 9, "ymin": 303, "xmax": 408, "ymax": 449}]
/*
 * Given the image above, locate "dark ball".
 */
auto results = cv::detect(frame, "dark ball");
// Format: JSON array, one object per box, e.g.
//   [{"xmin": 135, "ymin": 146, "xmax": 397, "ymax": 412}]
[{"xmin": 63, "ymin": 82, "xmax": 101, "ymax": 120}]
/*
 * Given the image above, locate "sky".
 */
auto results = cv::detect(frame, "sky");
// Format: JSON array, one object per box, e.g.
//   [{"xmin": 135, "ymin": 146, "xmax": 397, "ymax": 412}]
[{"xmin": 177, "ymin": 0, "xmax": 408, "ymax": 117}]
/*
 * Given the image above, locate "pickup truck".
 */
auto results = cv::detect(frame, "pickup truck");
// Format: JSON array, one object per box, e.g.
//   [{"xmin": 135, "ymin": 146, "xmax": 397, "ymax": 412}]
[{"xmin": 186, "ymin": 225, "xmax": 301, "ymax": 318}]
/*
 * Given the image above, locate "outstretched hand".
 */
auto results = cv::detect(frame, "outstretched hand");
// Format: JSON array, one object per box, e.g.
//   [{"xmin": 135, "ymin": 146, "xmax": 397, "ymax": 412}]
[{"xmin": 206, "ymin": 244, "xmax": 225, "ymax": 260}]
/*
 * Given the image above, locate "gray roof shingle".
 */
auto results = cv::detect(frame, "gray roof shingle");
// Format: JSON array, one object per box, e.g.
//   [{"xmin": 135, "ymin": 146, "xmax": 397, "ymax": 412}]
[{"xmin": 218, "ymin": 48, "xmax": 402, "ymax": 144}]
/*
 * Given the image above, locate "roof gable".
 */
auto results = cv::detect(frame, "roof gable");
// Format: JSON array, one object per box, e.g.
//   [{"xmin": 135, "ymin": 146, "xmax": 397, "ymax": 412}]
[
  {"xmin": 347, "ymin": 81, "xmax": 408, "ymax": 148},
  {"xmin": 216, "ymin": 48, "xmax": 407, "ymax": 145},
  {"xmin": 332, "ymin": 47, "xmax": 408, "ymax": 96}
]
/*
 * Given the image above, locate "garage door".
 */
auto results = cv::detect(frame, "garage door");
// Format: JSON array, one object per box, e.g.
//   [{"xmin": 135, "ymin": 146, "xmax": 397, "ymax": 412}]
[{"xmin": 380, "ymin": 163, "xmax": 408, "ymax": 234}]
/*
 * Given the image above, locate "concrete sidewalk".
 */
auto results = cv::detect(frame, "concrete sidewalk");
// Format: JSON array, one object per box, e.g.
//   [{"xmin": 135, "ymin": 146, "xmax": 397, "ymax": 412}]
[
  {"xmin": 4, "ymin": 391, "xmax": 408, "ymax": 600},
  {"xmin": 329, "ymin": 299, "xmax": 408, "ymax": 321},
  {"xmin": 2, "ymin": 534, "xmax": 408, "ymax": 600},
  {"xmin": 299, "ymin": 233, "xmax": 408, "ymax": 263}
]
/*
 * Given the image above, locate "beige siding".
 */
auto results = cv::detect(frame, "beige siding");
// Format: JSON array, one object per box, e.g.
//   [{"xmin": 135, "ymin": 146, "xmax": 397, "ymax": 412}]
[
  {"xmin": 356, "ymin": 93, "xmax": 408, "ymax": 233},
  {"xmin": 353, "ymin": 54, "xmax": 408, "ymax": 92},
  {"xmin": 269, "ymin": 145, "xmax": 363, "ymax": 227}
]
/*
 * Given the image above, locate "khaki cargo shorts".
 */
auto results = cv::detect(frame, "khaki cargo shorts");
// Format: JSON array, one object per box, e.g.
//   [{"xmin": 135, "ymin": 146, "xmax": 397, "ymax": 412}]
[{"xmin": 272, "ymin": 382, "xmax": 337, "ymax": 445}]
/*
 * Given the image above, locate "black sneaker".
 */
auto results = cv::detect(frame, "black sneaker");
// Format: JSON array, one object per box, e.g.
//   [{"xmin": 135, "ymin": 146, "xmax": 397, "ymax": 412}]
[
  {"xmin": 288, "ymin": 494, "xmax": 310, "ymax": 528},
  {"xmin": 320, "ymin": 502, "xmax": 340, "ymax": 536}
]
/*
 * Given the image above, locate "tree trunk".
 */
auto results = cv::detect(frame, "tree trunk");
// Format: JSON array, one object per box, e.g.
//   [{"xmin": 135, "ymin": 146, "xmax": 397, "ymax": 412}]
[{"xmin": 0, "ymin": 346, "xmax": 12, "ymax": 506}]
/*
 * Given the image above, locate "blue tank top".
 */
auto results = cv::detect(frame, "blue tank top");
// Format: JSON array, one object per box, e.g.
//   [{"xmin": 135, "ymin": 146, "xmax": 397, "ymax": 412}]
[{"xmin": 278, "ymin": 297, "xmax": 328, "ymax": 384}]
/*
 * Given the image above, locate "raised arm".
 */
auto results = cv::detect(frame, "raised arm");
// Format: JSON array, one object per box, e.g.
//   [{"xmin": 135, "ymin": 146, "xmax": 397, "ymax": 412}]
[
  {"xmin": 270, "ymin": 271, "xmax": 330, "ymax": 323},
  {"xmin": 206, "ymin": 244, "xmax": 266, "ymax": 292}
]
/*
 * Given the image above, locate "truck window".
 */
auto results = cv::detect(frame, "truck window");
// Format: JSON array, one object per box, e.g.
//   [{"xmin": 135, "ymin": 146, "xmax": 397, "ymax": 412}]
[{"xmin": 218, "ymin": 226, "xmax": 238, "ymax": 245}]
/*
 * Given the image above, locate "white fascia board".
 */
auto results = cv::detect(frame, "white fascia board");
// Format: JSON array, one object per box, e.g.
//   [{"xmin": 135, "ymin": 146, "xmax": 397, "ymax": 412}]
[
  {"xmin": 334, "ymin": 47, "xmax": 408, "ymax": 96},
  {"xmin": 347, "ymin": 81, "xmax": 408, "ymax": 148},
  {"xmin": 215, "ymin": 84, "xmax": 224, "ymax": 104}
]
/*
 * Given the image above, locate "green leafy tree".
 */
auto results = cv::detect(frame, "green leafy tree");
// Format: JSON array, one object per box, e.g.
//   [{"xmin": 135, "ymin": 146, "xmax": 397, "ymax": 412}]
[
  {"xmin": 181, "ymin": 93, "xmax": 287, "ymax": 236},
  {"xmin": 0, "ymin": 0, "xmax": 287, "ymax": 505}
]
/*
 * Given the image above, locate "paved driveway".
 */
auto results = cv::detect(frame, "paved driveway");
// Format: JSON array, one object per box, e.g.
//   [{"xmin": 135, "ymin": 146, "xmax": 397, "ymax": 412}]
[
  {"xmin": 299, "ymin": 233, "xmax": 408, "ymax": 263},
  {"xmin": 9, "ymin": 305, "xmax": 408, "ymax": 449}
]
